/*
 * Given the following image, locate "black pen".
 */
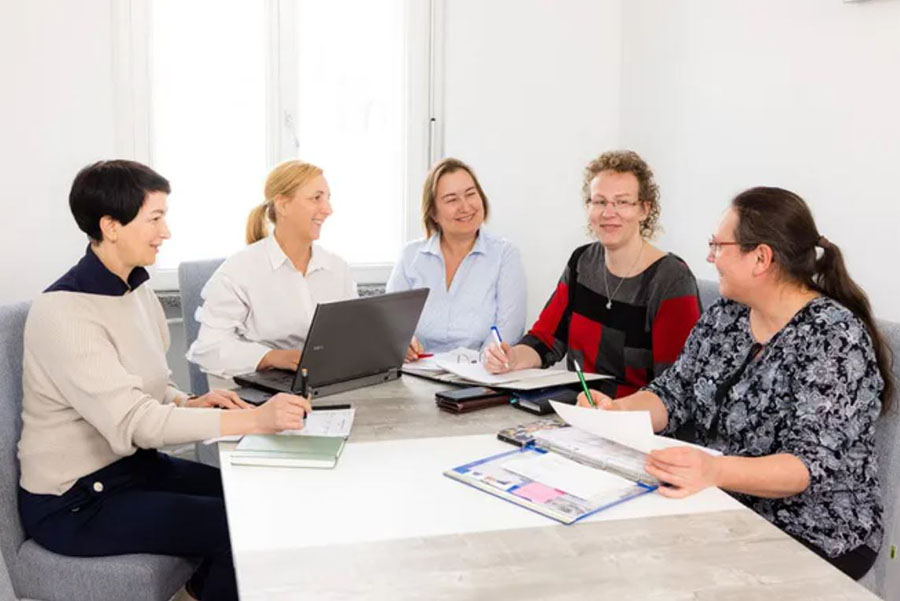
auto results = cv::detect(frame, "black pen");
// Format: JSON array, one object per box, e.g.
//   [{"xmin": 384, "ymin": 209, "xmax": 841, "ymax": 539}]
[{"xmin": 300, "ymin": 367, "xmax": 309, "ymax": 421}]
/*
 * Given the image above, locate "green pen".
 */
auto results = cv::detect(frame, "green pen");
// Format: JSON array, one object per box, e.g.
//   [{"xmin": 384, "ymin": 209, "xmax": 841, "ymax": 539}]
[{"xmin": 572, "ymin": 360, "xmax": 596, "ymax": 408}]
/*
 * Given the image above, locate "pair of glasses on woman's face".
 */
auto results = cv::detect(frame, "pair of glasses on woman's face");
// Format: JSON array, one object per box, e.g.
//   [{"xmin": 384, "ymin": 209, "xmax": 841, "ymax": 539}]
[
  {"xmin": 588, "ymin": 198, "xmax": 640, "ymax": 213},
  {"xmin": 707, "ymin": 236, "xmax": 743, "ymax": 258}
]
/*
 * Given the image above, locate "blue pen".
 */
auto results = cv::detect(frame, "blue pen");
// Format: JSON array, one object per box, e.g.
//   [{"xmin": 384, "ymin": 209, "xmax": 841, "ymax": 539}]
[{"xmin": 490, "ymin": 326, "xmax": 509, "ymax": 369}]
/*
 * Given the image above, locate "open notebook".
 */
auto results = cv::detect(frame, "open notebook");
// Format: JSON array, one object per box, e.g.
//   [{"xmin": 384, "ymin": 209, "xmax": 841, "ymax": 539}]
[
  {"xmin": 401, "ymin": 347, "xmax": 610, "ymax": 390},
  {"xmin": 445, "ymin": 402, "xmax": 667, "ymax": 524},
  {"xmin": 445, "ymin": 401, "xmax": 720, "ymax": 524},
  {"xmin": 444, "ymin": 446, "xmax": 655, "ymax": 525}
]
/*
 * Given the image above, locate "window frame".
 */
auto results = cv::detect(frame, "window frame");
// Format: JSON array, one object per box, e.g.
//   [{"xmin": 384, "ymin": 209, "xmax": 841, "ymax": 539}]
[{"xmin": 113, "ymin": 0, "xmax": 441, "ymax": 289}]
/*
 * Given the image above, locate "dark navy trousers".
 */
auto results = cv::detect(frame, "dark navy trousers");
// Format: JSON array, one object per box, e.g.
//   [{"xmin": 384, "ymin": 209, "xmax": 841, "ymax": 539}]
[{"xmin": 19, "ymin": 449, "xmax": 237, "ymax": 601}]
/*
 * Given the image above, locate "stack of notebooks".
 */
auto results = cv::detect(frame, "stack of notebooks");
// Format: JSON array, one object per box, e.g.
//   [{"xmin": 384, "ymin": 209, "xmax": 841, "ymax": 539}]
[
  {"xmin": 445, "ymin": 403, "xmax": 662, "ymax": 524},
  {"xmin": 230, "ymin": 435, "xmax": 345, "ymax": 468},
  {"xmin": 229, "ymin": 406, "xmax": 354, "ymax": 469},
  {"xmin": 510, "ymin": 387, "xmax": 578, "ymax": 415}
]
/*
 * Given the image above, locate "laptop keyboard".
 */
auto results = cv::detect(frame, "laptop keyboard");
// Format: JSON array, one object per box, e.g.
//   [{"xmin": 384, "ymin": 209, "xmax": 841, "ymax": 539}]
[{"xmin": 264, "ymin": 371, "xmax": 295, "ymax": 387}]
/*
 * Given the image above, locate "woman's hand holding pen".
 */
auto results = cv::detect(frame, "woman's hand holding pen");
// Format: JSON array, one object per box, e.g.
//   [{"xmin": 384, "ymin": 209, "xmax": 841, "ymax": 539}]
[
  {"xmin": 254, "ymin": 393, "xmax": 312, "ymax": 433},
  {"xmin": 404, "ymin": 336, "xmax": 425, "ymax": 363},
  {"xmin": 576, "ymin": 390, "xmax": 617, "ymax": 410},
  {"xmin": 483, "ymin": 342, "xmax": 513, "ymax": 373}
]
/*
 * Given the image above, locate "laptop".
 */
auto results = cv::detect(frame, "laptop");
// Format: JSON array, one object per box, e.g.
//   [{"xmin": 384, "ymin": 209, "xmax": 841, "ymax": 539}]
[{"xmin": 233, "ymin": 288, "xmax": 429, "ymax": 402}]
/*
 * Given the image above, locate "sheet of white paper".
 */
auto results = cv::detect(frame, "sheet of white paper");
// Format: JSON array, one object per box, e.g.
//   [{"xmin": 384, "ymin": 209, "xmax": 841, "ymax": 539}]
[
  {"xmin": 435, "ymin": 361, "xmax": 559, "ymax": 385},
  {"xmin": 647, "ymin": 434, "xmax": 722, "ymax": 456},
  {"xmin": 501, "ymin": 371, "xmax": 610, "ymax": 390},
  {"xmin": 502, "ymin": 452, "xmax": 634, "ymax": 501},
  {"xmin": 550, "ymin": 400, "xmax": 654, "ymax": 452},
  {"xmin": 278, "ymin": 408, "xmax": 355, "ymax": 438},
  {"xmin": 202, "ymin": 409, "xmax": 355, "ymax": 445},
  {"xmin": 405, "ymin": 347, "xmax": 481, "ymax": 373}
]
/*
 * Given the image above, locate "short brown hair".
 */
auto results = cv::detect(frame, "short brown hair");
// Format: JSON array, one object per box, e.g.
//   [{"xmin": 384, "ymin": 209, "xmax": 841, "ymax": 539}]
[
  {"xmin": 421, "ymin": 158, "xmax": 490, "ymax": 237},
  {"xmin": 582, "ymin": 150, "xmax": 660, "ymax": 239}
]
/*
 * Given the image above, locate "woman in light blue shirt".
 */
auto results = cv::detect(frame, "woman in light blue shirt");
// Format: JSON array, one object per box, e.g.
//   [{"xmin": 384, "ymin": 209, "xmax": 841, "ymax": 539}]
[{"xmin": 386, "ymin": 158, "xmax": 526, "ymax": 358}]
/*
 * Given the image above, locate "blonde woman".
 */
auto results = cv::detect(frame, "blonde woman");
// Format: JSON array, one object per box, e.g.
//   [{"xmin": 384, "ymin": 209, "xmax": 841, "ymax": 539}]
[
  {"xmin": 187, "ymin": 161, "xmax": 357, "ymax": 380},
  {"xmin": 386, "ymin": 157, "xmax": 526, "ymax": 357}
]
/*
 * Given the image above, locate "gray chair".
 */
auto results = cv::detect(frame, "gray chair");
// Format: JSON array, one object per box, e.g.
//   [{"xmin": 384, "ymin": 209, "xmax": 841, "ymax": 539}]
[
  {"xmin": 0, "ymin": 302, "xmax": 197, "ymax": 601},
  {"xmin": 860, "ymin": 319, "xmax": 900, "ymax": 600},
  {"xmin": 696, "ymin": 278, "xmax": 721, "ymax": 312},
  {"xmin": 178, "ymin": 259, "xmax": 226, "ymax": 468},
  {"xmin": 177, "ymin": 258, "xmax": 225, "ymax": 396}
]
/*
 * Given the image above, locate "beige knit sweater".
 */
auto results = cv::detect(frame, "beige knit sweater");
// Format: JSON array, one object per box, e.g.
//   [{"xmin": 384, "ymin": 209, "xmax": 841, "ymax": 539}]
[{"xmin": 18, "ymin": 285, "xmax": 221, "ymax": 495}]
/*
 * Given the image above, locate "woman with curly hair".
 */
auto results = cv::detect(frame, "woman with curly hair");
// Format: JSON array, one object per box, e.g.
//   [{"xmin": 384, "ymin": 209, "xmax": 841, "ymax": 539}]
[{"xmin": 485, "ymin": 150, "xmax": 701, "ymax": 399}]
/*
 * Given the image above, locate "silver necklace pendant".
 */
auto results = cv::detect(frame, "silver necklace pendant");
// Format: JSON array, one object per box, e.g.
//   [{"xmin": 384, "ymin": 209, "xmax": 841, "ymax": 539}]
[{"xmin": 602, "ymin": 241, "xmax": 645, "ymax": 313}]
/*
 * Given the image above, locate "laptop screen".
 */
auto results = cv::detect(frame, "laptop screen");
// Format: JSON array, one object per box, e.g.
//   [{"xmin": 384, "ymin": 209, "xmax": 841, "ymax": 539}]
[{"xmin": 292, "ymin": 288, "xmax": 429, "ymax": 390}]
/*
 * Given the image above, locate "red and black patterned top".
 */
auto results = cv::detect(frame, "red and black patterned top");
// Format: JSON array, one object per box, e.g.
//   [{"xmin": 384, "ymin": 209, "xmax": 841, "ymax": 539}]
[{"xmin": 520, "ymin": 243, "xmax": 701, "ymax": 398}]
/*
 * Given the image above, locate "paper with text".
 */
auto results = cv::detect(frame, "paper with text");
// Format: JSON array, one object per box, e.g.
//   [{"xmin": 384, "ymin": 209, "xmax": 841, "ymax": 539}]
[
  {"xmin": 279, "ymin": 408, "xmax": 355, "ymax": 438},
  {"xmin": 203, "ymin": 408, "xmax": 354, "ymax": 445},
  {"xmin": 435, "ymin": 361, "xmax": 551, "ymax": 385},
  {"xmin": 503, "ymin": 452, "xmax": 635, "ymax": 501},
  {"xmin": 405, "ymin": 347, "xmax": 481, "ymax": 373},
  {"xmin": 550, "ymin": 400, "xmax": 654, "ymax": 452}
]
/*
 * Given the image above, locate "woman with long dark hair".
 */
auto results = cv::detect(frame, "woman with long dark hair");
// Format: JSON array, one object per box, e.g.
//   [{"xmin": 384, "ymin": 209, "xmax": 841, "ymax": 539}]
[{"xmin": 579, "ymin": 186, "xmax": 894, "ymax": 580}]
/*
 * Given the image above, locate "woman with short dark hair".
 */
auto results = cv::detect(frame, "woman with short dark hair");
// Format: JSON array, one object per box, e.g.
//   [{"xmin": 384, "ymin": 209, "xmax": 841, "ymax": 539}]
[
  {"xmin": 579, "ymin": 186, "xmax": 894, "ymax": 580},
  {"xmin": 18, "ymin": 160, "xmax": 311, "ymax": 601}
]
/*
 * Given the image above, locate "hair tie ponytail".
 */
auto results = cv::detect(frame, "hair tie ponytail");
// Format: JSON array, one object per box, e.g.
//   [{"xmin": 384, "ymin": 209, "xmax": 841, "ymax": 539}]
[
  {"xmin": 245, "ymin": 201, "xmax": 271, "ymax": 245},
  {"xmin": 731, "ymin": 187, "xmax": 893, "ymax": 412}
]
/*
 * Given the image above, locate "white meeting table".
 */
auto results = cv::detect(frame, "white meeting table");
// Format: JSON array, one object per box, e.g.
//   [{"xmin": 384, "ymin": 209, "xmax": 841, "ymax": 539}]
[{"xmin": 219, "ymin": 375, "xmax": 879, "ymax": 601}]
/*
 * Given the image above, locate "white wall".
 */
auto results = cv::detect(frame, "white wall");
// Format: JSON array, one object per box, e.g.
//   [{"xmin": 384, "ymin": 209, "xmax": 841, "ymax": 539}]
[
  {"xmin": 619, "ymin": 0, "xmax": 900, "ymax": 322},
  {"xmin": 442, "ymin": 0, "xmax": 623, "ymax": 323},
  {"xmin": 3, "ymin": 0, "xmax": 899, "ymax": 325},
  {"xmin": 0, "ymin": 0, "xmax": 117, "ymax": 304}
]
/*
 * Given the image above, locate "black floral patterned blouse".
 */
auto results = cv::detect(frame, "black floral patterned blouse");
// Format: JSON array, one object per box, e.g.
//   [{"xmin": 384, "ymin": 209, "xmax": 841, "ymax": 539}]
[{"xmin": 647, "ymin": 296, "xmax": 884, "ymax": 557}]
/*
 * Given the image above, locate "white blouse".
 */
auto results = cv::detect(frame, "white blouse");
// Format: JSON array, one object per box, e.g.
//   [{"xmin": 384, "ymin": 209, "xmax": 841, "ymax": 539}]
[{"xmin": 186, "ymin": 234, "xmax": 357, "ymax": 377}]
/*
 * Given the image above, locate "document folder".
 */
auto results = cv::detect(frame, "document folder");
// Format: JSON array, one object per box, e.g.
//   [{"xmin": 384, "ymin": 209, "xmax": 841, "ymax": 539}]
[{"xmin": 444, "ymin": 446, "xmax": 655, "ymax": 525}]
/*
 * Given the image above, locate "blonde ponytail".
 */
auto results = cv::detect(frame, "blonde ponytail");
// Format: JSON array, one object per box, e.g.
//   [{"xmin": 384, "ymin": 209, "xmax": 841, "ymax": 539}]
[
  {"xmin": 245, "ymin": 202, "xmax": 272, "ymax": 245},
  {"xmin": 246, "ymin": 160, "xmax": 324, "ymax": 245}
]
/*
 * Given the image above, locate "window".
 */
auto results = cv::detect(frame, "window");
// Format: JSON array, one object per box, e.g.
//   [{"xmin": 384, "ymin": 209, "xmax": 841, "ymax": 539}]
[
  {"xmin": 151, "ymin": 0, "xmax": 268, "ymax": 271},
  {"xmin": 289, "ymin": 0, "xmax": 405, "ymax": 265},
  {"xmin": 119, "ymin": 0, "xmax": 434, "ymax": 287}
]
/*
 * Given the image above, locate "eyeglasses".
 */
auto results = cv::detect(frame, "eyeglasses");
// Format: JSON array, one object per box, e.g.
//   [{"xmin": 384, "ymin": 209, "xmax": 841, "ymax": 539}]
[
  {"xmin": 707, "ymin": 236, "xmax": 743, "ymax": 257},
  {"xmin": 588, "ymin": 199, "xmax": 640, "ymax": 213}
]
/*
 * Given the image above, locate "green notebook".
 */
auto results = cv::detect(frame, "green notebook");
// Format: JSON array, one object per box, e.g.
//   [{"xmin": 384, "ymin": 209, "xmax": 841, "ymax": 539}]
[{"xmin": 230, "ymin": 434, "xmax": 345, "ymax": 469}]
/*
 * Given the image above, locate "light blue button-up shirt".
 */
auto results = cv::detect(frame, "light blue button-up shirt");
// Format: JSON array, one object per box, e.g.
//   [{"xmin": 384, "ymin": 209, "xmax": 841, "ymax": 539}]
[{"xmin": 386, "ymin": 229, "xmax": 527, "ymax": 353}]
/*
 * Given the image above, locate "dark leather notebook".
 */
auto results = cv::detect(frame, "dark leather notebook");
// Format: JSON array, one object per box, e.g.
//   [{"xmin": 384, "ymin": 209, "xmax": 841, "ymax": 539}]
[{"xmin": 436, "ymin": 394, "xmax": 511, "ymax": 414}]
